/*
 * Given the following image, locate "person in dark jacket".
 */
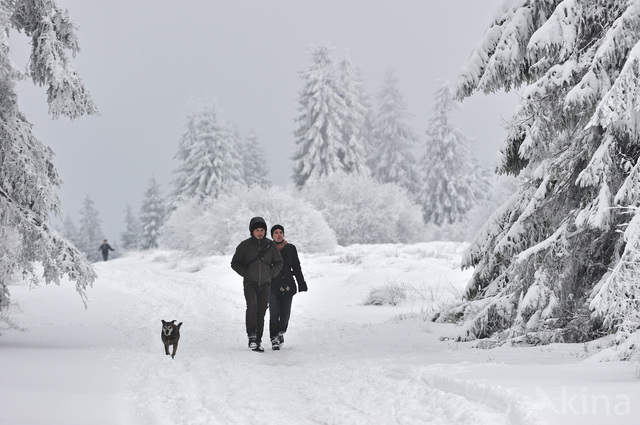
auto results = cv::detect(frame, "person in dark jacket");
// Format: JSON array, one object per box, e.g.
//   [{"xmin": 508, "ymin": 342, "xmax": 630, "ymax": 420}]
[
  {"xmin": 231, "ymin": 217, "xmax": 283, "ymax": 352},
  {"xmin": 268, "ymin": 224, "xmax": 307, "ymax": 350},
  {"xmin": 99, "ymin": 239, "xmax": 114, "ymax": 261}
]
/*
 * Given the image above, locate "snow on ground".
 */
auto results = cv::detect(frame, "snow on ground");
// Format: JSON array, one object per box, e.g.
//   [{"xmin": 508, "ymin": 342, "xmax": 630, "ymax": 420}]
[{"xmin": 0, "ymin": 242, "xmax": 638, "ymax": 425}]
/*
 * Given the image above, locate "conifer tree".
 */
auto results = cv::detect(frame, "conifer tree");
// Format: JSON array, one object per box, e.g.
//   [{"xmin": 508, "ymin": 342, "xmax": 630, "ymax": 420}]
[
  {"xmin": 242, "ymin": 129, "xmax": 271, "ymax": 188},
  {"xmin": 338, "ymin": 53, "xmax": 369, "ymax": 176},
  {"xmin": 368, "ymin": 69, "xmax": 418, "ymax": 192},
  {"xmin": 120, "ymin": 205, "xmax": 140, "ymax": 250},
  {"xmin": 77, "ymin": 196, "xmax": 103, "ymax": 262},
  {"xmin": 291, "ymin": 43, "xmax": 368, "ymax": 187},
  {"xmin": 171, "ymin": 103, "xmax": 244, "ymax": 202},
  {"xmin": 438, "ymin": 0, "xmax": 640, "ymax": 344},
  {"xmin": 417, "ymin": 80, "xmax": 489, "ymax": 225},
  {"xmin": 61, "ymin": 215, "xmax": 80, "ymax": 247},
  {"xmin": 139, "ymin": 177, "xmax": 165, "ymax": 250},
  {"xmin": 0, "ymin": 1, "xmax": 98, "ymax": 311}
]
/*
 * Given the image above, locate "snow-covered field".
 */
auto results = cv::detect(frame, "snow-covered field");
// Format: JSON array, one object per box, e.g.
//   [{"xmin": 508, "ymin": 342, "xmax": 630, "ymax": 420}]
[{"xmin": 1, "ymin": 242, "xmax": 638, "ymax": 425}]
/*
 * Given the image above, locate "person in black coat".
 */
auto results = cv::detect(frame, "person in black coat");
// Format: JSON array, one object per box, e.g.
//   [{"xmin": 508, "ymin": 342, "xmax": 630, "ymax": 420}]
[
  {"xmin": 268, "ymin": 224, "xmax": 307, "ymax": 350},
  {"xmin": 231, "ymin": 217, "xmax": 283, "ymax": 352},
  {"xmin": 99, "ymin": 239, "xmax": 114, "ymax": 261}
]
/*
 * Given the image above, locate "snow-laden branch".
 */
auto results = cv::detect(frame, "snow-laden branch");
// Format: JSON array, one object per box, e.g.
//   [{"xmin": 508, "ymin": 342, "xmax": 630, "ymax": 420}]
[{"xmin": 0, "ymin": 183, "xmax": 96, "ymax": 305}]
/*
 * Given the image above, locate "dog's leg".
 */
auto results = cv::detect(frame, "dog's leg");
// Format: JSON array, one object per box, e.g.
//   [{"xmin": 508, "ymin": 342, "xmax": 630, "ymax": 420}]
[
  {"xmin": 164, "ymin": 343, "xmax": 170, "ymax": 356},
  {"xmin": 171, "ymin": 341, "xmax": 178, "ymax": 359}
]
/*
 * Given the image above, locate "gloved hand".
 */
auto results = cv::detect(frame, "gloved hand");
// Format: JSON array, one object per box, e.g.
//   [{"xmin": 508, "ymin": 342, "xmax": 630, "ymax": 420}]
[{"xmin": 298, "ymin": 281, "xmax": 308, "ymax": 292}]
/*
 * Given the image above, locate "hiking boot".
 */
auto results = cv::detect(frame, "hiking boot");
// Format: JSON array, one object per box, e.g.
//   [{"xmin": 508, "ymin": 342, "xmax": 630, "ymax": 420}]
[
  {"xmin": 271, "ymin": 336, "xmax": 280, "ymax": 350},
  {"xmin": 248, "ymin": 334, "xmax": 258, "ymax": 350},
  {"xmin": 277, "ymin": 331, "xmax": 285, "ymax": 346},
  {"xmin": 252, "ymin": 343, "xmax": 264, "ymax": 353}
]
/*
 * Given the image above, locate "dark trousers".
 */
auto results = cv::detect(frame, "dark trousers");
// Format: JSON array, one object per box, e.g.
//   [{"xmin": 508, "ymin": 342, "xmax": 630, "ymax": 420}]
[
  {"xmin": 269, "ymin": 292, "xmax": 293, "ymax": 339},
  {"xmin": 102, "ymin": 252, "xmax": 109, "ymax": 261},
  {"xmin": 243, "ymin": 283, "xmax": 270, "ymax": 343}
]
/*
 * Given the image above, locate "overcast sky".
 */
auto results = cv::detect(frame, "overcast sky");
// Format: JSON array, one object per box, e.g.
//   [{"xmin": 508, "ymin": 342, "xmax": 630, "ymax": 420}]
[{"xmin": 12, "ymin": 0, "xmax": 516, "ymax": 244}]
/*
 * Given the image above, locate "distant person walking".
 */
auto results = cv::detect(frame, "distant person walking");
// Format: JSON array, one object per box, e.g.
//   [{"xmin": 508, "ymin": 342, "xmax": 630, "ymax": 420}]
[
  {"xmin": 231, "ymin": 217, "xmax": 283, "ymax": 352},
  {"xmin": 99, "ymin": 239, "xmax": 114, "ymax": 261},
  {"xmin": 269, "ymin": 224, "xmax": 307, "ymax": 350}
]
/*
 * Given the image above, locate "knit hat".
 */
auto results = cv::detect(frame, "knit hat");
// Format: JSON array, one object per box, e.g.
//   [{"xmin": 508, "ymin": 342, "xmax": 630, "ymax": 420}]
[
  {"xmin": 249, "ymin": 217, "xmax": 267, "ymax": 234},
  {"xmin": 270, "ymin": 224, "xmax": 284, "ymax": 237}
]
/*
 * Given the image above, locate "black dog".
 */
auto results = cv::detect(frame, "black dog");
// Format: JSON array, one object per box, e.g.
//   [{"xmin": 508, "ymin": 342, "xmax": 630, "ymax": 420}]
[{"xmin": 161, "ymin": 319, "xmax": 182, "ymax": 359}]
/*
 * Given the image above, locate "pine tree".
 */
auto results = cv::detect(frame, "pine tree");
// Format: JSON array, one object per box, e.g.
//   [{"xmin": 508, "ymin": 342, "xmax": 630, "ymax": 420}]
[
  {"xmin": 171, "ymin": 102, "xmax": 244, "ymax": 202},
  {"xmin": 139, "ymin": 177, "xmax": 165, "ymax": 250},
  {"xmin": 368, "ymin": 69, "xmax": 418, "ymax": 192},
  {"xmin": 120, "ymin": 204, "xmax": 140, "ymax": 250},
  {"xmin": 291, "ymin": 43, "xmax": 368, "ymax": 187},
  {"xmin": 338, "ymin": 53, "xmax": 369, "ymax": 176},
  {"xmin": 0, "ymin": 1, "xmax": 98, "ymax": 311},
  {"xmin": 242, "ymin": 129, "xmax": 271, "ymax": 188},
  {"xmin": 61, "ymin": 215, "xmax": 80, "ymax": 247},
  {"xmin": 417, "ymin": 80, "xmax": 490, "ymax": 225},
  {"xmin": 77, "ymin": 195, "xmax": 103, "ymax": 262},
  {"xmin": 438, "ymin": 0, "xmax": 640, "ymax": 344}
]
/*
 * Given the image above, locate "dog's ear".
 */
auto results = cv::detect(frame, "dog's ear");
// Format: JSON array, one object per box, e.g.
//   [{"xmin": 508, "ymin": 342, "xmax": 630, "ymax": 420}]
[
  {"xmin": 161, "ymin": 319, "xmax": 166, "ymax": 325},
  {"xmin": 171, "ymin": 320, "xmax": 176, "ymax": 324}
]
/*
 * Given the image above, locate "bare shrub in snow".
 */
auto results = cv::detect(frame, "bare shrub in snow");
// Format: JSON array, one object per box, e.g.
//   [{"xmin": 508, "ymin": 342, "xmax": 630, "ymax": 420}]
[
  {"xmin": 365, "ymin": 280, "xmax": 462, "ymax": 318},
  {"xmin": 334, "ymin": 254, "xmax": 363, "ymax": 265},
  {"xmin": 301, "ymin": 173, "xmax": 424, "ymax": 245},
  {"xmin": 160, "ymin": 186, "xmax": 336, "ymax": 255},
  {"xmin": 364, "ymin": 282, "xmax": 409, "ymax": 306}
]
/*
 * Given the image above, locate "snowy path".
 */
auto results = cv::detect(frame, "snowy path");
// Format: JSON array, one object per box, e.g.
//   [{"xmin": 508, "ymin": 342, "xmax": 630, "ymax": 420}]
[
  {"xmin": 87, "ymin": 250, "xmax": 532, "ymax": 425},
  {"xmin": 75, "ymin": 252, "xmax": 510, "ymax": 425},
  {"xmin": 3, "ymin": 244, "xmax": 636, "ymax": 424}
]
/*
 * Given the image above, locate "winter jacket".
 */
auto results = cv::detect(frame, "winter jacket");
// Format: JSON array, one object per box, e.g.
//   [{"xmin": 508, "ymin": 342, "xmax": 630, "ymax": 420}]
[
  {"xmin": 99, "ymin": 243, "xmax": 114, "ymax": 254},
  {"xmin": 231, "ymin": 236, "xmax": 283, "ymax": 286},
  {"xmin": 271, "ymin": 241, "xmax": 307, "ymax": 296}
]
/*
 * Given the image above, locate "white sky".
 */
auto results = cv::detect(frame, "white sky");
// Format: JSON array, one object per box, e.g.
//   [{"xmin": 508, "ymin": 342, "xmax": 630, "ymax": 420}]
[{"xmin": 11, "ymin": 0, "xmax": 516, "ymax": 244}]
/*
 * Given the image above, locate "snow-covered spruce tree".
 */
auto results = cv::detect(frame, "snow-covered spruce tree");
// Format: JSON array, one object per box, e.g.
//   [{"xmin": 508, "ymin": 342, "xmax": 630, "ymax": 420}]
[
  {"xmin": 120, "ymin": 205, "xmax": 140, "ymax": 250},
  {"xmin": 345, "ymin": 59, "xmax": 375, "ymax": 165},
  {"xmin": 590, "ymin": 210, "xmax": 640, "ymax": 344},
  {"xmin": 241, "ymin": 129, "xmax": 271, "ymax": 188},
  {"xmin": 0, "ymin": 1, "xmax": 98, "ymax": 311},
  {"xmin": 77, "ymin": 195, "xmax": 103, "ymax": 262},
  {"xmin": 170, "ymin": 102, "xmax": 244, "ymax": 202},
  {"xmin": 338, "ymin": 53, "xmax": 370, "ymax": 176},
  {"xmin": 368, "ymin": 69, "xmax": 418, "ymax": 193},
  {"xmin": 462, "ymin": 175, "xmax": 518, "ymax": 240},
  {"xmin": 138, "ymin": 176, "xmax": 165, "ymax": 250},
  {"xmin": 425, "ymin": 174, "xmax": 516, "ymax": 243},
  {"xmin": 291, "ymin": 43, "xmax": 369, "ymax": 187},
  {"xmin": 417, "ymin": 80, "xmax": 490, "ymax": 226},
  {"xmin": 437, "ymin": 0, "xmax": 640, "ymax": 344},
  {"xmin": 61, "ymin": 215, "xmax": 80, "ymax": 247}
]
